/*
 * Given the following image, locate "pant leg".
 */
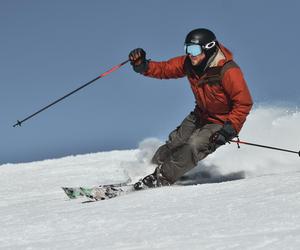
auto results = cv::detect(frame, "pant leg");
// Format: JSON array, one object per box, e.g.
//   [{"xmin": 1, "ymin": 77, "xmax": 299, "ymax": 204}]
[
  {"xmin": 160, "ymin": 123, "xmax": 223, "ymax": 184},
  {"xmin": 151, "ymin": 112, "xmax": 198, "ymax": 165}
]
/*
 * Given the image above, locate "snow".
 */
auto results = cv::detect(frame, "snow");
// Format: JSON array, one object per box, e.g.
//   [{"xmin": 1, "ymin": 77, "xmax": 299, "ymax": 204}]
[{"xmin": 1, "ymin": 106, "xmax": 300, "ymax": 250}]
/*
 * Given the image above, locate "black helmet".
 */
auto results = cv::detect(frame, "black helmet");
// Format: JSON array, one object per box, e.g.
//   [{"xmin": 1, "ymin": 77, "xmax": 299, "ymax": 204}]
[
  {"xmin": 184, "ymin": 28, "xmax": 218, "ymax": 76},
  {"xmin": 185, "ymin": 28, "xmax": 217, "ymax": 47}
]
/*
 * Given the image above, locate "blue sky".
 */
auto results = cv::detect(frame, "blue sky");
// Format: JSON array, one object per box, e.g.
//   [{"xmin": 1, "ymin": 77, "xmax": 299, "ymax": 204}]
[{"xmin": 1, "ymin": 0, "xmax": 300, "ymax": 164}]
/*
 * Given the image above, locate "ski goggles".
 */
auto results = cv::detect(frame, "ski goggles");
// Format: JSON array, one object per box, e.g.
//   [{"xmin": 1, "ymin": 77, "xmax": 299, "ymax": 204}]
[{"xmin": 184, "ymin": 41, "xmax": 216, "ymax": 56}]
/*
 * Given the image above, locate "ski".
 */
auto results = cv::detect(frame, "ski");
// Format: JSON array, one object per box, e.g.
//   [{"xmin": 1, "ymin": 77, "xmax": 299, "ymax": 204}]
[
  {"xmin": 61, "ymin": 175, "xmax": 161, "ymax": 202},
  {"xmin": 62, "ymin": 178, "xmax": 137, "ymax": 201},
  {"xmin": 80, "ymin": 184, "xmax": 135, "ymax": 201},
  {"xmin": 62, "ymin": 187, "xmax": 86, "ymax": 199}
]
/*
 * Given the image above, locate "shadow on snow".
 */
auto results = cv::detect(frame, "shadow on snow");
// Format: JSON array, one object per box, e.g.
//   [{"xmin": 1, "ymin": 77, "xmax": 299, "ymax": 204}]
[{"xmin": 177, "ymin": 164, "xmax": 246, "ymax": 186}]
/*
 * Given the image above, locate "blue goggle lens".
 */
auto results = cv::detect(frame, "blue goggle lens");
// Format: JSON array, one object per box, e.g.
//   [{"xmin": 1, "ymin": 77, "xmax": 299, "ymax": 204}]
[{"xmin": 184, "ymin": 44, "xmax": 202, "ymax": 56}]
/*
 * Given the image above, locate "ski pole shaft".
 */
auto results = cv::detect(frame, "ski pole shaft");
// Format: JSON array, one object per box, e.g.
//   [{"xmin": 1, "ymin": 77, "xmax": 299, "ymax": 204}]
[
  {"xmin": 13, "ymin": 59, "xmax": 130, "ymax": 127},
  {"xmin": 230, "ymin": 139, "xmax": 300, "ymax": 157}
]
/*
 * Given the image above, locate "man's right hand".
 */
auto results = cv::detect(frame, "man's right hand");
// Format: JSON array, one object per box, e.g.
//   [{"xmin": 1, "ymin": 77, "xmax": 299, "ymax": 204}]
[{"xmin": 128, "ymin": 48, "xmax": 149, "ymax": 74}]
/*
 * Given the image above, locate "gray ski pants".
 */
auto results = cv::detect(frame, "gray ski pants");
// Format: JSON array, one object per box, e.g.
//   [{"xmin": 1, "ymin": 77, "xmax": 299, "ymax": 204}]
[{"xmin": 151, "ymin": 112, "xmax": 223, "ymax": 184}]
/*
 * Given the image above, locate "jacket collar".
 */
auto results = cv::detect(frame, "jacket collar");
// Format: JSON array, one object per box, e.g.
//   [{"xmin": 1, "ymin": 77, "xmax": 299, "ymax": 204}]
[{"xmin": 213, "ymin": 44, "xmax": 234, "ymax": 67}]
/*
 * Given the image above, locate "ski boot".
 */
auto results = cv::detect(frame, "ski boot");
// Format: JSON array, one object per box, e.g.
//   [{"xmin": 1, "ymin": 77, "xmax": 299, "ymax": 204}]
[{"xmin": 133, "ymin": 165, "xmax": 171, "ymax": 190}]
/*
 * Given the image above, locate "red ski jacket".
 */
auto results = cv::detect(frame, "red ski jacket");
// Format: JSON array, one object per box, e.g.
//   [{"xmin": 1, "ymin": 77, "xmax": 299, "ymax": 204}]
[{"xmin": 143, "ymin": 45, "xmax": 253, "ymax": 133}]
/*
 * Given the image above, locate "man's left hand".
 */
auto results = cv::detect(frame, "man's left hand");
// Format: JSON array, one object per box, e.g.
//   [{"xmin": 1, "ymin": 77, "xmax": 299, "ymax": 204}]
[{"xmin": 210, "ymin": 121, "xmax": 237, "ymax": 145}]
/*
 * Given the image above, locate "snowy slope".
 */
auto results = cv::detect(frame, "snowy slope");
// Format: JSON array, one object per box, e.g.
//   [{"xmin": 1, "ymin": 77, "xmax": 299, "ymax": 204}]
[{"xmin": 1, "ymin": 107, "xmax": 300, "ymax": 250}]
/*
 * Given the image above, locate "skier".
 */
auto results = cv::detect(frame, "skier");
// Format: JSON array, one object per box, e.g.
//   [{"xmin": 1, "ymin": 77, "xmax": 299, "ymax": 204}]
[{"xmin": 129, "ymin": 28, "xmax": 253, "ymax": 189}]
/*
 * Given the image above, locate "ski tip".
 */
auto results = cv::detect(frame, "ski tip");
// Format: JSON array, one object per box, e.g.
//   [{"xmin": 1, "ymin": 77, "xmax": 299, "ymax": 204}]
[{"xmin": 61, "ymin": 187, "xmax": 71, "ymax": 192}]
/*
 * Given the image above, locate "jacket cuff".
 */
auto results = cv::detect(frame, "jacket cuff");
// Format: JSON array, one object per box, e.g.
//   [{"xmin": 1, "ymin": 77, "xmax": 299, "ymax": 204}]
[{"xmin": 133, "ymin": 60, "xmax": 149, "ymax": 74}]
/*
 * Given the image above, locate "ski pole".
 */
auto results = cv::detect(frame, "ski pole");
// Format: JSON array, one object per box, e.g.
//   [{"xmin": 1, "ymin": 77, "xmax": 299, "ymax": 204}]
[
  {"xmin": 230, "ymin": 139, "xmax": 300, "ymax": 157},
  {"xmin": 13, "ymin": 59, "xmax": 130, "ymax": 127}
]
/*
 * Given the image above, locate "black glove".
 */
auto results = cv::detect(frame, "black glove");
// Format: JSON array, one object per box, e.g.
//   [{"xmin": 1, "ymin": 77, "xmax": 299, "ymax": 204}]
[
  {"xmin": 128, "ymin": 48, "xmax": 149, "ymax": 74},
  {"xmin": 210, "ymin": 121, "xmax": 237, "ymax": 145}
]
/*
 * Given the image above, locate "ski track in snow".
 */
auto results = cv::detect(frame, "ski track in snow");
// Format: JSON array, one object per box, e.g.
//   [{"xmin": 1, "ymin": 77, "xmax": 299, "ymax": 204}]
[{"xmin": 1, "ymin": 106, "xmax": 300, "ymax": 250}]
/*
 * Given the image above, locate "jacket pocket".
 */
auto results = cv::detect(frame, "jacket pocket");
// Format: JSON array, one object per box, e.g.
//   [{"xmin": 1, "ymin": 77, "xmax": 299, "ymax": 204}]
[{"xmin": 204, "ymin": 86, "xmax": 230, "ymax": 114}]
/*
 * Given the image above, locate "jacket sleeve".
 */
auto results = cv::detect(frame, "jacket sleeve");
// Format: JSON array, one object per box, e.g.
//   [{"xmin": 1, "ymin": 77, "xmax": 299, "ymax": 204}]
[
  {"xmin": 222, "ymin": 67, "xmax": 253, "ymax": 133},
  {"xmin": 143, "ymin": 56, "xmax": 187, "ymax": 79}
]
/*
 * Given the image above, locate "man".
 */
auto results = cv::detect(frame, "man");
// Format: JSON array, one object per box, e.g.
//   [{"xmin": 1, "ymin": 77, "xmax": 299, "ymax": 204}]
[{"xmin": 129, "ymin": 28, "xmax": 253, "ymax": 189}]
